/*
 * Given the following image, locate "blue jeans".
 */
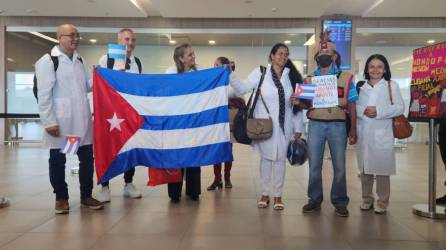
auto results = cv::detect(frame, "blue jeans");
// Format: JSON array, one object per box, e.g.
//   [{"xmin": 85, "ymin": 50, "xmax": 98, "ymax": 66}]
[
  {"xmin": 49, "ymin": 144, "xmax": 94, "ymax": 200},
  {"xmin": 307, "ymin": 120, "xmax": 349, "ymax": 207}
]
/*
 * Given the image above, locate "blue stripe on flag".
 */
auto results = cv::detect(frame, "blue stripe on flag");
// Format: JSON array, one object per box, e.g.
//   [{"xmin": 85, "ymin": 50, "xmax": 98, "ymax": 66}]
[
  {"xmin": 108, "ymin": 44, "xmax": 126, "ymax": 50},
  {"xmin": 98, "ymin": 142, "xmax": 233, "ymax": 183},
  {"xmin": 96, "ymin": 66, "xmax": 230, "ymax": 97},
  {"xmin": 108, "ymin": 53, "xmax": 126, "ymax": 60},
  {"xmin": 140, "ymin": 106, "xmax": 229, "ymax": 130},
  {"xmin": 298, "ymin": 95, "xmax": 315, "ymax": 100}
]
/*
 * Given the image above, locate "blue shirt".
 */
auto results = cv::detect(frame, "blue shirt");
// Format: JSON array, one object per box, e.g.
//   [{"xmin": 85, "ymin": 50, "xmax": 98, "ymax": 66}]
[{"xmin": 314, "ymin": 65, "xmax": 358, "ymax": 103}]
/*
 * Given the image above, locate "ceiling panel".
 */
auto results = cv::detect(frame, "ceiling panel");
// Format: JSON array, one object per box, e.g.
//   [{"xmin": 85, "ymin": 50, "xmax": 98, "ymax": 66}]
[
  {"xmin": 364, "ymin": 0, "xmax": 446, "ymax": 17},
  {"xmin": 357, "ymin": 33, "xmax": 446, "ymax": 47},
  {"xmin": 0, "ymin": 0, "xmax": 160, "ymax": 17},
  {"xmin": 150, "ymin": 0, "xmax": 331, "ymax": 18}
]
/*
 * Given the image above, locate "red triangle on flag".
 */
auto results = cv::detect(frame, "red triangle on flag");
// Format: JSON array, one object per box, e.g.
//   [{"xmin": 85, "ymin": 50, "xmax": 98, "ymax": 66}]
[{"xmin": 93, "ymin": 69, "xmax": 144, "ymax": 183}]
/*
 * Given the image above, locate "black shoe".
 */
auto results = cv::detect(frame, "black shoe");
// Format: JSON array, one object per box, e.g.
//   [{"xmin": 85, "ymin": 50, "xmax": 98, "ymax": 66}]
[
  {"xmin": 224, "ymin": 178, "xmax": 232, "ymax": 189},
  {"xmin": 189, "ymin": 195, "xmax": 199, "ymax": 201},
  {"xmin": 170, "ymin": 197, "xmax": 180, "ymax": 203},
  {"xmin": 436, "ymin": 195, "xmax": 446, "ymax": 205},
  {"xmin": 302, "ymin": 202, "xmax": 321, "ymax": 213},
  {"xmin": 335, "ymin": 207, "xmax": 349, "ymax": 217},
  {"xmin": 207, "ymin": 180, "xmax": 223, "ymax": 191}
]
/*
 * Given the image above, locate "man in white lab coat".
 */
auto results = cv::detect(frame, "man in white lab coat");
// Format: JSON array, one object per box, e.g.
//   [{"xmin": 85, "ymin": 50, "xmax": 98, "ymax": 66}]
[{"xmin": 35, "ymin": 24, "xmax": 104, "ymax": 214}]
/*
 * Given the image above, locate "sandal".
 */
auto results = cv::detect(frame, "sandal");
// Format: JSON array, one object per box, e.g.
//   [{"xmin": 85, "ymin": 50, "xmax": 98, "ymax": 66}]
[
  {"xmin": 273, "ymin": 197, "xmax": 284, "ymax": 210},
  {"xmin": 257, "ymin": 195, "xmax": 270, "ymax": 208}
]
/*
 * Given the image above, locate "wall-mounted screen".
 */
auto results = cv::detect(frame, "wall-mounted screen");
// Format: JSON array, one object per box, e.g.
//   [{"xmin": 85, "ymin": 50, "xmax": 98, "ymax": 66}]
[{"xmin": 322, "ymin": 19, "xmax": 352, "ymax": 70}]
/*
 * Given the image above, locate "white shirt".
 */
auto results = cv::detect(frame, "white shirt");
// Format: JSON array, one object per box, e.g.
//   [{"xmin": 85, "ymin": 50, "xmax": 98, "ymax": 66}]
[{"xmin": 35, "ymin": 46, "xmax": 93, "ymax": 148}]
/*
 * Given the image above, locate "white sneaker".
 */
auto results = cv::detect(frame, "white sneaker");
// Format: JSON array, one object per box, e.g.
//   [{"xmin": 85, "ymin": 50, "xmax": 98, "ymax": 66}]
[
  {"xmin": 0, "ymin": 197, "xmax": 10, "ymax": 208},
  {"xmin": 374, "ymin": 206, "xmax": 387, "ymax": 214},
  {"xmin": 123, "ymin": 183, "xmax": 142, "ymax": 199},
  {"xmin": 360, "ymin": 202, "xmax": 373, "ymax": 211},
  {"xmin": 97, "ymin": 186, "xmax": 111, "ymax": 203}
]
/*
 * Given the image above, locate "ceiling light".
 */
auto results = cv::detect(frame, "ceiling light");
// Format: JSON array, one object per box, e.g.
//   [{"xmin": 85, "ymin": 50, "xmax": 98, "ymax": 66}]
[
  {"xmin": 375, "ymin": 40, "xmax": 387, "ymax": 44},
  {"xmin": 28, "ymin": 32, "xmax": 58, "ymax": 43},
  {"xmin": 89, "ymin": 39, "xmax": 97, "ymax": 43},
  {"xmin": 427, "ymin": 40, "xmax": 436, "ymax": 44},
  {"xmin": 208, "ymin": 40, "xmax": 216, "ymax": 45},
  {"xmin": 391, "ymin": 56, "xmax": 412, "ymax": 66},
  {"xmin": 304, "ymin": 34, "xmax": 315, "ymax": 46},
  {"xmin": 271, "ymin": 7, "xmax": 277, "ymax": 12},
  {"xmin": 7, "ymin": 58, "xmax": 15, "ymax": 62},
  {"xmin": 169, "ymin": 40, "xmax": 176, "ymax": 45},
  {"xmin": 284, "ymin": 40, "xmax": 291, "ymax": 45},
  {"xmin": 129, "ymin": 0, "xmax": 148, "ymax": 16},
  {"xmin": 25, "ymin": 9, "xmax": 38, "ymax": 14},
  {"xmin": 362, "ymin": 0, "xmax": 384, "ymax": 16}
]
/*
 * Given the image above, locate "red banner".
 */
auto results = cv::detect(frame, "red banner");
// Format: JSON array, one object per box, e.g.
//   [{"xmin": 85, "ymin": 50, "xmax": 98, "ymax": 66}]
[{"xmin": 409, "ymin": 42, "xmax": 446, "ymax": 120}]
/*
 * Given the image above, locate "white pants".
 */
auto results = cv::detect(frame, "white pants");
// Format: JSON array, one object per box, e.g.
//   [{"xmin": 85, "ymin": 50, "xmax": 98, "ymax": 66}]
[{"xmin": 260, "ymin": 158, "xmax": 286, "ymax": 197}]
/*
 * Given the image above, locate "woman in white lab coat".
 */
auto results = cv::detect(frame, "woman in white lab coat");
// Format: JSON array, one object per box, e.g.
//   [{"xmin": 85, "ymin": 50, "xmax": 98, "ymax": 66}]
[
  {"xmin": 356, "ymin": 54, "xmax": 404, "ymax": 214},
  {"xmin": 230, "ymin": 43, "xmax": 304, "ymax": 210}
]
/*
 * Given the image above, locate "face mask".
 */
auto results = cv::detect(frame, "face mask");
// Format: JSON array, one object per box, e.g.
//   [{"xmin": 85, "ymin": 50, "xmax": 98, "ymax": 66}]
[{"xmin": 317, "ymin": 54, "xmax": 333, "ymax": 68}]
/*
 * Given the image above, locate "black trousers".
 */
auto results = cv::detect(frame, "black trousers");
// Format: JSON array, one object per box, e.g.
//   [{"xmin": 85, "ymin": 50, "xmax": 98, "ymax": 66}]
[
  {"xmin": 101, "ymin": 168, "xmax": 135, "ymax": 187},
  {"xmin": 49, "ymin": 144, "xmax": 93, "ymax": 200},
  {"xmin": 168, "ymin": 167, "xmax": 201, "ymax": 199}
]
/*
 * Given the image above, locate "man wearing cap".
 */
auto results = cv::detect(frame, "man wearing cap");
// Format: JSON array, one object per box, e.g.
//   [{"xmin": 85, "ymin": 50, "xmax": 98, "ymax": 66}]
[{"xmin": 295, "ymin": 31, "xmax": 358, "ymax": 217}]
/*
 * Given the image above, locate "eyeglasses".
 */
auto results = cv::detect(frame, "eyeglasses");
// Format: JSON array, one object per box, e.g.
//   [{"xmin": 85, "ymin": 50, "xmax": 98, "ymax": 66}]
[{"xmin": 60, "ymin": 32, "xmax": 81, "ymax": 39}]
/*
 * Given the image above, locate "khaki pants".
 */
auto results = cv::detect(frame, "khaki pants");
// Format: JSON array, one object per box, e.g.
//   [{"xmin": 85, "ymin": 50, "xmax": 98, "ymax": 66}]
[{"xmin": 361, "ymin": 174, "xmax": 390, "ymax": 209}]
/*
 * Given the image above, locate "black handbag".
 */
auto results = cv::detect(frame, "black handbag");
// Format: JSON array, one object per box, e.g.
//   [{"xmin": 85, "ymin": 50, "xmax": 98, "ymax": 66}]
[{"xmin": 233, "ymin": 66, "xmax": 267, "ymax": 144}]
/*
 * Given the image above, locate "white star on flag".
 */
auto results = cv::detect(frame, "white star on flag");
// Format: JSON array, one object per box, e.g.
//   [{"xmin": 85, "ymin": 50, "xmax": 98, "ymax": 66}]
[{"xmin": 107, "ymin": 112, "xmax": 125, "ymax": 131}]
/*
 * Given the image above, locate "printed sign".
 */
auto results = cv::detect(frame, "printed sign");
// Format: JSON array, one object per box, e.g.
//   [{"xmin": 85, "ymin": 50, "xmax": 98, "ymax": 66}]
[
  {"xmin": 311, "ymin": 75, "xmax": 339, "ymax": 108},
  {"xmin": 409, "ymin": 42, "xmax": 446, "ymax": 120}
]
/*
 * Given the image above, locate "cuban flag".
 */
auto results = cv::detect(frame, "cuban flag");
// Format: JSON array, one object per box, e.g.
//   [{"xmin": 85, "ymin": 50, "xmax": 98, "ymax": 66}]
[
  {"xmin": 93, "ymin": 67, "xmax": 233, "ymax": 184},
  {"xmin": 295, "ymin": 83, "xmax": 316, "ymax": 100},
  {"xmin": 60, "ymin": 135, "xmax": 81, "ymax": 155}
]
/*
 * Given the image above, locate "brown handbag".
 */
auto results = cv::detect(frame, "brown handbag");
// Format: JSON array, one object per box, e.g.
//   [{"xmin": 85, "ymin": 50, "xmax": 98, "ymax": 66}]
[
  {"xmin": 387, "ymin": 81, "xmax": 413, "ymax": 139},
  {"xmin": 246, "ymin": 91, "xmax": 273, "ymax": 140}
]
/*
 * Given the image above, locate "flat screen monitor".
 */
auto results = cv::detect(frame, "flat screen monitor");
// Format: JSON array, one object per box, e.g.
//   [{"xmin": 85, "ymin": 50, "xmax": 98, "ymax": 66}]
[{"xmin": 322, "ymin": 19, "xmax": 352, "ymax": 70}]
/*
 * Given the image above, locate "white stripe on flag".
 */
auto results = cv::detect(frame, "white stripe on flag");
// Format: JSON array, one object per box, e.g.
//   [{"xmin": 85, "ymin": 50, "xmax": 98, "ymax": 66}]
[
  {"xmin": 108, "ymin": 49, "xmax": 126, "ymax": 55},
  {"xmin": 118, "ymin": 85, "xmax": 228, "ymax": 116},
  {"xmin": 118, "ymin": 123, "xmax": 230, "ymax": 153}
]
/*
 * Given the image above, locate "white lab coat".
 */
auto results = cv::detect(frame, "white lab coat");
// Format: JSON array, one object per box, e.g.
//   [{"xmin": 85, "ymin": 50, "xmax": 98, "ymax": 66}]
[
  {"xmin": 356, "ymin": 79, "xmax": 404, "ymax": 175},
  {"xmin": 230, "ymin": 64, "xmax": 304, "ymax": 161},
  {"xmin": 35, "ymin": 46, "xmax": 93, "ymax": 148}
]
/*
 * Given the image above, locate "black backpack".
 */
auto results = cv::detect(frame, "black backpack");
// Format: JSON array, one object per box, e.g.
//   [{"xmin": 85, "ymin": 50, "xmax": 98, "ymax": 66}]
[
  {"xmin": 106, "ymin": 56, "xmax": 142, "ymax": 73},
  {"xmin": 33, "ymin": 54, "xmax": 83, "ymax": 102}
]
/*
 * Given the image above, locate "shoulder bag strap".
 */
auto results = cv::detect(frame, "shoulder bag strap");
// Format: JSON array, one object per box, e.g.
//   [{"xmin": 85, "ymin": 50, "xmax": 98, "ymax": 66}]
[
  {"xmin": 387, "ymin": 81, "xmax": 394, "ymax": 105},
  {"xmin": 248, "ymin": 66, "xmax": 267, "ymax": 118}
]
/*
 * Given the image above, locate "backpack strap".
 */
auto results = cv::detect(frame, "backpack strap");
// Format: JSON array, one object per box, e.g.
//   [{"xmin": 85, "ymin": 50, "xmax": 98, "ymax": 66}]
[
  {"xmin": 50, "ymin": 55, "xmax": 59, "ymax": 71},
  {"xmin": 106, "ymin": 55, "xmax": 115, "ymax": 69},
  {"xmin": 356, "ymin": 80, "xmax": 365, "ymax": 95},
  {"xmin": 134, "ymin": 56, "xmax": 142, "ymax": 74}
]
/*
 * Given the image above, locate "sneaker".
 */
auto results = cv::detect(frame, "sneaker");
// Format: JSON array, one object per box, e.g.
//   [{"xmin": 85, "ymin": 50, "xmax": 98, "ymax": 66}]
[
  {"xmin": 55, "ymin": 200, "xmax": 69, "ymax": 214},
  {"xmin": 302, "ymin": 202, "xmax": 321, "ymax": 213},
  {"xmin": 81, "ymin": 197, "xmax": 104, "ymax": 210},
  {"xmin": 0, "ymin": 197, "xmax": 10, "ymax": 208},
  {"xmin": 335, "ymin": 207, "xmax": 349, "ymax": 217},
  {"xmin": 436, "ymin": 194, "xmax": 446, "ymax": 205},
  {"xmin": 97, "ymin": 186, "xmax": 111, "ymax": 203},
  {"xmin": 123, "ymin": 183, "xmax": 142, "ymax": 199},
  {"xmin": 374, "ymin": 206, "xmax": 387, "ymax": 214},
  {"xmin": 360, "ymin": 202, "xmax": 374, "ymax": 211}
]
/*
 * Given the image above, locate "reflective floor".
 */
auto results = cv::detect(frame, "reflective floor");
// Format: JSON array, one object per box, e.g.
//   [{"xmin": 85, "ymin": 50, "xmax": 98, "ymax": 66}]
[{"xmin": 0, "ymin": 143, "xmax": 445, "ymax": 250}]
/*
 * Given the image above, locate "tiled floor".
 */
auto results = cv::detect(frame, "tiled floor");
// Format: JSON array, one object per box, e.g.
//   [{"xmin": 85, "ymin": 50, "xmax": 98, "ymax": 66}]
[{"xmin": 0, "ymin": 143, "xmax": 446, "ymax": 250}]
